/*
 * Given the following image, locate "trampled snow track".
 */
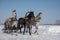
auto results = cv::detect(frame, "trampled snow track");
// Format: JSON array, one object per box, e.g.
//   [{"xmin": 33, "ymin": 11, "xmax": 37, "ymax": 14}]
[{"xmin": 0, "ymin": 25, "xmax": 60, "ymax": 40}]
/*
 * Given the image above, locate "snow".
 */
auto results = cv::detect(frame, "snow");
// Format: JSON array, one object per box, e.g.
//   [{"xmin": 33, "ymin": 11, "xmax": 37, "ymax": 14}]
[
  {"xmin": 48, "ymin": 25, "xmax": 60, "ymax": 33},
  {"xmin": 0, "ymin": 25, "xmax": 60, "ymax": 40}
]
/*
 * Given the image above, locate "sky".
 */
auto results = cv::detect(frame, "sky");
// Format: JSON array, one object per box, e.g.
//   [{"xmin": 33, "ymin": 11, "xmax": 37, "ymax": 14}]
[{"xmin": 0, "ymin": 0, "xmax": 60, "ymax": 24}]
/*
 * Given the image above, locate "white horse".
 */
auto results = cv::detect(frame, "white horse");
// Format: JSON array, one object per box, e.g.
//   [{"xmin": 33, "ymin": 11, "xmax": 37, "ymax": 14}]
[{"xmin": 32, "ymin": 12, "xmax": 42, "ymax": 34}]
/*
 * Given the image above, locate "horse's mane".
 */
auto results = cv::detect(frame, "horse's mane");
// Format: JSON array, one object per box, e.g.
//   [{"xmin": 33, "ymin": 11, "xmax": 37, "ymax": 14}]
[{"xmin": 35, "ymin": 12, "xmax": 42, "ymax": 22}]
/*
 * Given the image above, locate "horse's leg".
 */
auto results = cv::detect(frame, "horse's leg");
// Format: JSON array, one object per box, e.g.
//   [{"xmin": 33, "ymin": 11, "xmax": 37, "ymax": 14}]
[
  {"xmin": 6, "ymin": 24, "xmax": 10, "ymax": 33},
  {"xmin": 17, "ymin": 23, "xmax": 22, "ymax": 33},
  {"xmin": 5, "ymin": 23, "xmax": 8, "ymax": 32},
  {"xmin": 34, "ymin": 22, "xmax": 39, "ymax": 34},
  {"xmin": 25, "ymin": 23, "xmax": 28, "ymax": 33},
  {"xmin": 34, "ymin": 25, "xmax": 38, "ymax": 33},
  {"xmin": 8, "ymin": 25, "xmax": 13, "ymax": 35},
  {"xmin": 7, "ymin": 24, "xmax": 10, "ymax": 34},
  {"xmin": 19, "ymin": 25, "xmax": 22, "ymax": 33},
  {"xmin": 26, "ymin": 26, "xmax": 28, "ymax": 33},
  {"xmin": 13, "ymin": 26, "xmax": 18, "ymax": 36},
  {"xmin": 15, "ymin": 22, "xmax": 18, "ymax": 36},
  {"xmin": 15, "ymin": 23, "xmax": 18, "ymax": 33},
  {"xmin": 23, "ymin": 25, "xmax": 26, "ymax": 35},
  {"xmin": 4, "ymin": 22, "xmax": 6, "ymax": 30},
  {"xmin": 29, "ymin": 24, "xmax": 32, "ymax": 35}
]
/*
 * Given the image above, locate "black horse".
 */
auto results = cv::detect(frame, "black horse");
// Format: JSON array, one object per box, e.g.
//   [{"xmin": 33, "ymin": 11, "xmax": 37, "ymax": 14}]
[
  {"xmin": 17, "ymin": 11, "xmax": 35, "ymax": 35},
  {"xmin": 17, "ymin": 17, "xmax": 29, "ymax": 34}
]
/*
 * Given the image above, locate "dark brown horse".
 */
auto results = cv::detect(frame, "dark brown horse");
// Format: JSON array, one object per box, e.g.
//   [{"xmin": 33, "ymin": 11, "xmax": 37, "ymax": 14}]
[
  {"xmin": 17, "ymin": 18, "xmax": 28, "ymax": 34},
  {"xmin": 17, "ymin": 11, "xmax": 35, "ymax": 35}
]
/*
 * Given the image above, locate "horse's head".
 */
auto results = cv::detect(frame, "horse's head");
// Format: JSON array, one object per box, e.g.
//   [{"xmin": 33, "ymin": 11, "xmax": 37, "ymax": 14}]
[
  {"xmin": 12, "ymin": 10, "xmax": 17, "ymax": 19},
  {"xmin": 35, "ymin": 12, "xmax": 42, "ymax": 22},
  {"xmin": 25, "ymin": 11, "xmax": 35, "ymax": 18}
]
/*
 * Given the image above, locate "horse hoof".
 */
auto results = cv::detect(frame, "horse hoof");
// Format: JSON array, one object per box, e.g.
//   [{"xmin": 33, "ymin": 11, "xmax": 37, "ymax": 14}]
[
  {"xmin": 23, "ymin": 33, "xmax": 25, "ymax": 35},
  {"xmin": 29, "ymin": 33, "xmax": 31, "ymax": 35},
  {"xmin": 23, "ymin": 32, "xmax": 25, "ymax": 35},
  {"xmin": 26, "ymin": 31, "xmax": 28, "ymax": 33}
]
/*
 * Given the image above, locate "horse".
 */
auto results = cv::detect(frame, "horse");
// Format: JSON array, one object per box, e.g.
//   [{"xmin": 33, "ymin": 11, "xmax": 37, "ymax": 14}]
[
  {"xmin": 17, "ymin": 17, "xmax": 29, "ymax": 34},
  {"xmin": 17, "ymin": 11, "xmax": 35, "ymax": 35},
  {"xmin": 4, "ymin": 17, "xmax": 18, "ymax": 33},
  {"xmin": 24, "ymin": 12, "xmax": 42, "ymax": 35},
  {"xmin": 31, "ymin": 12, "xmax": 42, "ymax": 34},
  {"xmin": 4, "ymin": 10, "xmax": 17, "ymax": 33},
  {"xmin": 25, "ymin": 11, "xmax": 35, "ymax": 35},
  {"xmin": 4, "ymin": 18, "xmax": 13, "ymax": 33}
]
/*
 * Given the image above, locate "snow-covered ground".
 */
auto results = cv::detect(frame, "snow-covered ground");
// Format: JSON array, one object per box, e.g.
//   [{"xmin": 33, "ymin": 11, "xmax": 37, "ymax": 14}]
[{"xmin": 0, "ymin": 25, "xmax": 60, "ymax": 40}]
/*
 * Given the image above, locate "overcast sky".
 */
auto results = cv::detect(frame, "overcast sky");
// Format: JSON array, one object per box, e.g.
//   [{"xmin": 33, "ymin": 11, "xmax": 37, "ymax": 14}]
[{"xmin": 0, "ymin": 0, "xmax": 60, "ymax": 24}]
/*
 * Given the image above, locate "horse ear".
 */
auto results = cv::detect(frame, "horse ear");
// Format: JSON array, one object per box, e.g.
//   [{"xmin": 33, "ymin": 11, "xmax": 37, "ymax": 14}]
[
  {"xmin": 39, "ymin": 12, "xmax": 42, "ymax": 15},
  {"xmin": 36, "ymin": 12, "xmax": 42, "ymax": 19},
  {"xmin": 12, "ymin": 10, "xmax": 16, "ymax": 12}
]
